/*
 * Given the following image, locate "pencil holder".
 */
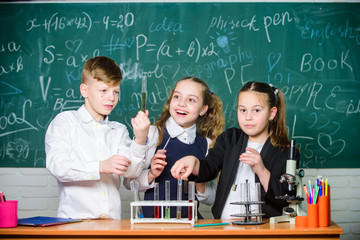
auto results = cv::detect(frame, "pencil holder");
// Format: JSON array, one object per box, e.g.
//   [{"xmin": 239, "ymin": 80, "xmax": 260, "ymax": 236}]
[
  {"xmin": 295, "ymin": 216, "xmax": 308, "ymax": 228},
  {"xmin": 307, "ymin": 203, "xmax": 319, "ymax": 228},
  {"xmin": 0, "ymin": 200, "xmax": 18, "ymax": 228},
  {"xmin": 319, "ymin": 195, "xmax": 329, "ymax": 227}
]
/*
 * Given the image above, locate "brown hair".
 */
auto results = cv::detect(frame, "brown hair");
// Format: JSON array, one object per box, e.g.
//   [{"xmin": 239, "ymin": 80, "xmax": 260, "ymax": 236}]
[
  {"xmin": 81, "ymin": 56, "xmax": 122, "ymax": 85},
  {"xmin": 237, "ymin": 81, "xmax": 289, "ymax": 149},
  {"xmin": 154, "ymin": 77, "xmax": 225, "ymax": 147}
]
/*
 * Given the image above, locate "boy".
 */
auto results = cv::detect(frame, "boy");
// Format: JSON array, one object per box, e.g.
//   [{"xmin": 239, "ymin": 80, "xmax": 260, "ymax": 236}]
[{"xmin": 45, "ymin": 56, "xmax": 150, "ymax": 219}]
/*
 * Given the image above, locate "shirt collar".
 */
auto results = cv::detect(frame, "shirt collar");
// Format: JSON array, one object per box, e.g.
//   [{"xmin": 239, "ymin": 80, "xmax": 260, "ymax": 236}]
[
  {"xmin": 166, "ymin": 117, "xmax": 196, "ymax": 144},
  {"xmin": 78, "ymin": 105, "xmax": 109, "ymax": 125}
]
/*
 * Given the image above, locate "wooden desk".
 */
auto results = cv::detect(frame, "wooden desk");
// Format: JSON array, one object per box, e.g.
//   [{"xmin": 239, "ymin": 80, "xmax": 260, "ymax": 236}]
[{"xmin": 0, "ymin": 219, "xmax": 343, "ymax": 240}]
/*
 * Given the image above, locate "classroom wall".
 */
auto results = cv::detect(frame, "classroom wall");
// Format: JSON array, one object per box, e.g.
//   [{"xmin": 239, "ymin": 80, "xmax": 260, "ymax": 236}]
[{"xmin": 0, "ymin": 167, "xmax": 359, "ymax": 239}]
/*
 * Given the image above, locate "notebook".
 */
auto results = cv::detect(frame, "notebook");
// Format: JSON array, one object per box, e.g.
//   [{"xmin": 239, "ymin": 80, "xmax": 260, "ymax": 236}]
[{"xmin": 17, "ymin": 216, "xmax": 83, "ymax": 227}]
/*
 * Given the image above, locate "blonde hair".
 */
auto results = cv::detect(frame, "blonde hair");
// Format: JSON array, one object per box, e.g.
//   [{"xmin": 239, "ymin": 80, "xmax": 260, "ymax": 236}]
[
  {"xmin": 237, "ymin": 81, "xmax": 289, "ymax": 149},
  {"xmin": 81, "ymin": 56, "xmax": 122, "ymax": 85},
  {"xmin": 154, "ymin": 77, "xmax": 225, "ymax": 147}
]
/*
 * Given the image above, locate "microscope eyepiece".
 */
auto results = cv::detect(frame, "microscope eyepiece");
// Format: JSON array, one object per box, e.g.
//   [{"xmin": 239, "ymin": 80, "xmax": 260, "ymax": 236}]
[{"xmin": 289, "ymin": 140, "xmax": 295, "ymax": 160}]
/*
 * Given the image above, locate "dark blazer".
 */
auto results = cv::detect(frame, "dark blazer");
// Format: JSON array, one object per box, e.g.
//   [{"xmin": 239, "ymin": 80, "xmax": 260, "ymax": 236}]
[{"xmin": 195, "ymin": 128, "xmax": 299, "ymax": 219}]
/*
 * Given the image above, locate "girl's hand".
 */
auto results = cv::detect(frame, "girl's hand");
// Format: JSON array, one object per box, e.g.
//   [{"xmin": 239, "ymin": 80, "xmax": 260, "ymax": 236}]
[
  {"xmin": 239, "ymin": 147, "xmax": 270, "ymax": 192},
  {"xmin": 148, "ymin": 149, "xmax": 167, "ymax": 183},
  {"xmin": 171, "ymin": 156, "xmax": 199, "ymax": 180},
  {"xmin": 131, "ymin": 110, "xmax": 150, "ymax": 145},
  {"xmin": 239, "ymin": 147, "xmax": 266, "ymax": 175}
]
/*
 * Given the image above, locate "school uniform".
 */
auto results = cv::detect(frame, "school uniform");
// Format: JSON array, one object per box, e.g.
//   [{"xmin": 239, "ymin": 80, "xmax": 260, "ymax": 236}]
[
  {"xmin": 143, "ymin": 128, "xmax": 207, "ymax": 218},
  {"xmin": 195, "ymin": 127, "xmax": 299, "ymax": 219},
  {"xmin": 45, "ymin": 105, "xmax": 146, "ymax": 219},
  {"xmin": 124, "ymin": 117, "xmax": 216, "ymax": 217}
]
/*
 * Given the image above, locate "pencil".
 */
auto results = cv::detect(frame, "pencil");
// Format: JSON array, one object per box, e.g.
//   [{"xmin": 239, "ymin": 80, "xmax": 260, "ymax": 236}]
[
  {"xmin": 325, "ymin": 178, "xmax": 328, "ymax": 196},
  {"xmin": 303, "ymin": 184, "xmax": 309, "ymax": 204},
  {"xmin": 194, "ymin": 222, "xmax": 229, "ymax": 227},
  {"xmin": 313, "ymin": 184, "xmax": 319, "ymax": 204}
]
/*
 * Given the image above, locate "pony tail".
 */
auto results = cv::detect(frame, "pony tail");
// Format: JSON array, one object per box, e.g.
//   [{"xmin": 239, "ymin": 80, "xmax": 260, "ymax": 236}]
[
  {"xmin": 269, "ymin": 89, "xmax": 289, "ymax": 149},
  {"xmin": 197, "ymin": 92, "xmax": 225, "ymax": 147}
]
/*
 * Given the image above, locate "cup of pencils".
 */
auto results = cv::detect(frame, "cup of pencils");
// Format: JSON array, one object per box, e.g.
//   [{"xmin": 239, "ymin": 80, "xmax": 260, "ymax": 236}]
[
  {"xmin": 303, "ymin": 177, "xmax": 330, "ymax": 227},
  {"xmin": 0, "ymin": 191, "xmax": 18, "ymax": 228}
]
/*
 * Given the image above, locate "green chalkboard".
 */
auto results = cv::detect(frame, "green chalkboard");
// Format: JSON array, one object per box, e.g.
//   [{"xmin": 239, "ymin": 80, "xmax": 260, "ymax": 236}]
[{"xmin": 0, "ymin": 2, "xmax": 359, "ymax": 168}]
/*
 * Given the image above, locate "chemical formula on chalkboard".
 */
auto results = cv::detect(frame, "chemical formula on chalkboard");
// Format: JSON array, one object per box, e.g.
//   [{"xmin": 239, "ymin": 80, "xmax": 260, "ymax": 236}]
[{"xmin": 0, "ymin": 2, "xmax": 359, "ymax": 168}]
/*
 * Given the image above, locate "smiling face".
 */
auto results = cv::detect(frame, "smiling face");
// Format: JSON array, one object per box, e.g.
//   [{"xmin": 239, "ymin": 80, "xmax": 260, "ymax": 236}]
[
  {"xmin": 237, "ymin": 91, "xmax": 277, "ymax": 143},
  {"xmin": 169, "ymin": 79, "xmax": 208, "ymax": 129},
  {"xmin": 80, "ymin": 76, "xmax": 120, "ymax": 122}
]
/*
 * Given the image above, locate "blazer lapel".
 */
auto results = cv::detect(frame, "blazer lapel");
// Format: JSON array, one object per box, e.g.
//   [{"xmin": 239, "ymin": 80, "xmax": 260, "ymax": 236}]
[{"xmin": 217, "ymin": 133, "xmax": 248, "ymax": 213}]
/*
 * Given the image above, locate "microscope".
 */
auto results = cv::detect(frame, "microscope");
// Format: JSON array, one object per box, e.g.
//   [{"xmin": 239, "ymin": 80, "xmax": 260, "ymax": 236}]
[{"xmin": 270, "ymin": 140, "xmax": 306, "ymax": 224}]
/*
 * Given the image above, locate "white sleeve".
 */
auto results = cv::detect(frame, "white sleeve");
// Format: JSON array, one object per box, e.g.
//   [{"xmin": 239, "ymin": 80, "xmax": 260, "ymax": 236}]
[
  {"xmin": 195, "ymin": 137, "xmax": 216, "ymax": 205},
  {"xmin": 123, "ymin": 126, "xmax": 158, "ymax": 190},
  {"xmin": 45, "ymin": 113, "xmax": 100, "ymax": 182},
  {"xmin": 196, "ymin": 178, "xmax": 217, "ymax": 206},
  {"xmin": 122, "ymin": 138, "xmax": 147, "ymax": 179},
  {"xmin": 123, "ymin": 169, "xmax": 155, "ymax": 192}
]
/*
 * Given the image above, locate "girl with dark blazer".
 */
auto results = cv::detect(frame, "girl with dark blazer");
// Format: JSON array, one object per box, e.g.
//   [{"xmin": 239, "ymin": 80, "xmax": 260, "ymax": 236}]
[{"xmin": 171, "ymin": 81, "xmax": 299, "ymax": 219}]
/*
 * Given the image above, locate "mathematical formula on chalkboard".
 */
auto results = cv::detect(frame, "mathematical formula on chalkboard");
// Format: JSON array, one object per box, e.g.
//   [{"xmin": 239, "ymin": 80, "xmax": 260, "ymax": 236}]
[{"xmin": 0, "ymin": 3, "xmax": 359, "ymax": 168}]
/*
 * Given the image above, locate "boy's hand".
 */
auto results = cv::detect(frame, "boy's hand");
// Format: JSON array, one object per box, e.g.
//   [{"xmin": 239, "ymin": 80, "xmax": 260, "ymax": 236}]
[
  {"xmin": 99, "ymin": 155, "xmax": 131, "ymax": 175},
  {"xmin": 131, "ymin": 110, "xmax": 150, "ymax": 145},
  {"xmin": 148, "ymin": 149, "xmax": 167, "ymax": 183}
]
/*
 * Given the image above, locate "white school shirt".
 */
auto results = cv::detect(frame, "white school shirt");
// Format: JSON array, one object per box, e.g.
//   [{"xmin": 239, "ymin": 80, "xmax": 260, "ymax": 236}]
[
  {"xmin": 45, "ymin": 105, "xmax": 146, "ymax": 219},
  {"xmin": 221, "ymin": 141, "xmax": 264, "ymax": 219},
  {"xmin": 124, "ymin": 117, "xmax": 216, "ymax": 206}
]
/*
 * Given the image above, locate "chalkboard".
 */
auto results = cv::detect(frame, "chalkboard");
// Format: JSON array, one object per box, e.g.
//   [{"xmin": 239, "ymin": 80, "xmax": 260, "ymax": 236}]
[{"xmin": 0, "ymin": 2, "xmax": 359, "ymax": 168}]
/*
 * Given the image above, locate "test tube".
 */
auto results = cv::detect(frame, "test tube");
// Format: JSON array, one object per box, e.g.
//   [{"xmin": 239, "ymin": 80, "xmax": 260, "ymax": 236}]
[
  {"xmin": 255, "ymin": 182, "xmax": 262, "ymax": 223},
  {"xmin": 141, "ymin": 74, "xmax": 147, "ymax": 112},
  {"xmin": 245, "ymin": 179, "xmax": 250, "ymax": 222},
  {"xmin": 154, "ymin": 182, "xmax": 159, "ymax": 218},
  {"xmin": 177, "ymin": 179, "xmax": 182, "ymax": 219},
  {"xmin": 188, "ymin": 181, "xmax": 195, "ymax": 221},
  {"xmin": 130, "ymin": 180, "xmax": 143, "ymax": 219},
  {"xmin": 165, "ymin": 180, "xmax": 170, "ymax": 219}
]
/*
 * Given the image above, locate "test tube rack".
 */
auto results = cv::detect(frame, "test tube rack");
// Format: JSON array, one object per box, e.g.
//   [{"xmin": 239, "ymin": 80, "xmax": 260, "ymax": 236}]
[
  {"xmin": 130, "ymin": 200, "xmax": 197, "ymax": 225},
  {"xmin": 230, "ymin": 200, "xmax": 265, "ymax": 225}
]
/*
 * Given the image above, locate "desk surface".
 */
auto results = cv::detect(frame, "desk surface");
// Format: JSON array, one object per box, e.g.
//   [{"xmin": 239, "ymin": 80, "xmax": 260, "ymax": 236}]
[{"xmin": 0, "ymin": 219, "xmax": 343, "ymax": 240}]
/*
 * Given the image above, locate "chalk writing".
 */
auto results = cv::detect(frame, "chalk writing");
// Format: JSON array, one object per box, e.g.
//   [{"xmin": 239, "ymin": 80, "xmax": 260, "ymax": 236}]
[
  {"xmin": 300, "ymin": 49, "xmax": 352, "ymax": 73},
  {"xmin": 0, "ymin": 2, "xmax": 359, "ymax": 168},
  {"xmin": 301, "ymin": 19, "xmax": 360, "ymax": 46},
  {"xmin": 0, "ymin": 56, "xmax": 23, "ymax": 76},
  {"xmin": 0, "ymin": 99, "xmax": 38, "ymax": 138},
  {"xmin": 149, "ymin": 17, "xmax": 184, "ymax": 33}
]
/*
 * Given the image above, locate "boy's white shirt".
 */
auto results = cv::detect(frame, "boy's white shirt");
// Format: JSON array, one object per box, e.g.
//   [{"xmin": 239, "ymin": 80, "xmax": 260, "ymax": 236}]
[
  {"xmin": 124, "ymin": 117, "xmax": 216, "ymax": 206},
  {"xmin": 45, "ymin": 105, "xmax": 146, "ymax": 219}
]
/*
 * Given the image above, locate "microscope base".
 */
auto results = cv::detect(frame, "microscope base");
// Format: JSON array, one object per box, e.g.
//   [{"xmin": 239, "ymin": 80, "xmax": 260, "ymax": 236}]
[
  {"xmin": 270, "ymin": 214, "xmax": 296, "ymax": 224},
  {"xmin": 269, "ymin": 201, "xmax": 306, "ymax": 224}
]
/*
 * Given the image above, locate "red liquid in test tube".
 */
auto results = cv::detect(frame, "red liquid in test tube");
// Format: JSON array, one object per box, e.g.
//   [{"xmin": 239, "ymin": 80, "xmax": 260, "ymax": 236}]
[
  {"xmin": 154, "ymin": 182, "xmax": 159, "ymax": 219},
  {"xmin": 188, "ymin": 181, "xmax": 195, "ymax": 221}
]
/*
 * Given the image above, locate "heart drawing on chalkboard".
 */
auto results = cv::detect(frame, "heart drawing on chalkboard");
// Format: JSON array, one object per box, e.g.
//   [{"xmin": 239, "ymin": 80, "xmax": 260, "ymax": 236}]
[
  {"xmin": 318, "ymin": 133, "xmax": 345, "ymax": 157},
  {"xmin": 65, "ymin": 39, "xmax": 82, "ymax": 53},
  {"xmin": 124, "ymin": 37, "xmax": 135, "ymax": 48},
  {"xmin": 267, "ymin": 52, "xmax": 281, "ymax": 73},
  {"xmin": 161, "ymin": 63, "xmax": 180, "ymax": 79}
]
